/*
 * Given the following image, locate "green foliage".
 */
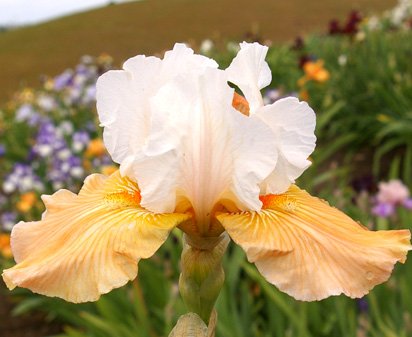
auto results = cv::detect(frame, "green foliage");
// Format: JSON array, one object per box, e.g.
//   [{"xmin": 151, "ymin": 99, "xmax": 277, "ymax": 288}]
[{"xmin": 266, "ymin": 30, "xmax": 412, "ymax": 184}]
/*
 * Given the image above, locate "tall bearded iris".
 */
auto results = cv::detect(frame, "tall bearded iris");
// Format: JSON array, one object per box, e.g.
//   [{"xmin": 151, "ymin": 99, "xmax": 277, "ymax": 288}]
[{"xmin": 2, "ymin": 43, "xmax": 411, "ymax": 318}]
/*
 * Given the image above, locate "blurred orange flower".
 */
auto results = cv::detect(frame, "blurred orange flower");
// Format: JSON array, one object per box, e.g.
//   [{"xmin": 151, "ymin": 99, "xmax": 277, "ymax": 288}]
[
  {"xmin": 304, "ymin": 60, "xmax": 330, "ymax": 82},
  {"xmin": 86, "ymin": 139, "xmax": 106, "ymax": 157},
  {"xmin": 299, "ymin": 60, "xmax": 330, "ymax": 87},
  {"xmin": 299, "ymin": 89, "xmax": 310, "ymax": 101},
  {"xmin": 0, "ymin": 234, "xmax": 12, "ymax": 258},
  {"xmin": 17, "ymin": 192, "xmax": 37, "ymax": 213},
  {"xmin": 98, "ymin": 53, "xmax": 113, "ymax": 65}
]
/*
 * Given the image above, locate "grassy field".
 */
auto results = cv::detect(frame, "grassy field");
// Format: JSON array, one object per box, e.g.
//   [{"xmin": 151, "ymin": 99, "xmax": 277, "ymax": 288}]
[{"xmin": 0, "ymin": 0, "xmax": 396, "ymax": 103}]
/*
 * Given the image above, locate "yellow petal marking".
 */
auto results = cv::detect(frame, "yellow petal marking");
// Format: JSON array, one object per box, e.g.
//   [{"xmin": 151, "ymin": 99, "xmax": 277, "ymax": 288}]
[
  {"xmin": 2, "ymin": 170, "xmax": 189, "ymax": 303},
  {"xmin": 217, "ymin": 185, "xmax": 411, "ymax": 301}
]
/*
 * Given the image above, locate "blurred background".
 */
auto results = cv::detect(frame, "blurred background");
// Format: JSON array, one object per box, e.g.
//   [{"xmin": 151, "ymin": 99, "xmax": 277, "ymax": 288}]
[{"xmin": 1, "ymin": 0, "xmax": 412, "ymax": 336}]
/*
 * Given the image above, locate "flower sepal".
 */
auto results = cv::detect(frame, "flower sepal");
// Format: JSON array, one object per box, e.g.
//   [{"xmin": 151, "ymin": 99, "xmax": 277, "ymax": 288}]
[
  {"xmin": 168, "ymin": 311, "xmax": 217, "ymax": 337},
  {"xmin": 179, "ymin": 233, "xmax": 229, "ymax": 324}
]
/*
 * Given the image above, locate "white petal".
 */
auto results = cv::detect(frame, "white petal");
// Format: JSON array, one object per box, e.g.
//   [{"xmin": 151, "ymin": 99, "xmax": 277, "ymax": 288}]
[
  {"xmin": 129, "ymin": 68, "xmax": 277, "ymax": 228},
  {"xmin": 96, "ymin": 43, "xmax": 217, "ymax": 166},
  {"xmin": 96, "ymin": 55, "xmax": 161, "ymax": 163},
  {"xmin": 258, "ymin": 97, "xmax": 316, "ymax": 194},
  {"xmin": 226, "ymin": 42, "xmax": 271, "ymax": 113},
  {"xmin": 161, "ymin": 43, "xmax": 218, "ymax": 77}
]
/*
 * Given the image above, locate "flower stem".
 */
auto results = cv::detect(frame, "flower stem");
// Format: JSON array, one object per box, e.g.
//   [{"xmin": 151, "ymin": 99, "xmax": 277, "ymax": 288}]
[{"xmin": 178, "ymin": 233, "xmax": 229, "ymax": 324}]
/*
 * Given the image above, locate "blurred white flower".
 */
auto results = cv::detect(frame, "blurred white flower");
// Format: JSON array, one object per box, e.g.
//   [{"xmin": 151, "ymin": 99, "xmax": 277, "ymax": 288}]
[
  {"xmin": 37, "ymin": 94, "xmax": 57, "ymax": 112},
  {"xmin": 200, "ymin": 39, "xmax": 214, "ymax": 54},
  {"xmin": 391, "ymin": 0, "xmax": 412, "ymax": 26},
  {"xmin": 57, "ymin": 149, "xmax": 72, "ymax": 160},
  {"xmin": 338, "ymin": 55, "xmax": 348, "ymax": 66},
  {"xmin": 70, "ymin": 167, "xmax": 84, "ymax": 178},
  {"xmin": 3, "ymin": 181, "xmax": 15, "ymax": 194},
  {"xmin": 227, "ymin": 41, "xmax": 240, "ymax": 53},
  {"xmin": 367, "ymin": 16, "xmax": 381, "ymax": 30},
  {"xmin": 20, "ymin": 176, "xmax": 34, "ymax": 191},
  {"xmin": 36, "ymin": 144, "xmax": 53, "ymax": 157},
  {"xmin": 58, "ymin": 121, "xmax": 74, "ymax": 135}
]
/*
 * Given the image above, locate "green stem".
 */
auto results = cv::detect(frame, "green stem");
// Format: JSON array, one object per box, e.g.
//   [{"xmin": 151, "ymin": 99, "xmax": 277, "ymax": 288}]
[{"xmin": 178, "ymin": 233, "xmax": 229, "ymax": 324}]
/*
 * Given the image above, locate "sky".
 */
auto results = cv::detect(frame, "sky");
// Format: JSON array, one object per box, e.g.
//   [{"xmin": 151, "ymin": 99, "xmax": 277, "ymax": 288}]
[{"xmin": 0, "ymin": 0, "xmax": 123, "ymax": 26}]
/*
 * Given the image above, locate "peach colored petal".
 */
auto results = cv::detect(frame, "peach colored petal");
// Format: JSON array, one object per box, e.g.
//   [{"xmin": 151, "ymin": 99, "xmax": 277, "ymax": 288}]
[
  {"xmin": 2, "ymin": 171, "xmax": 189, "ymax": 303},
  {"xmin": 217, "ymin": 185, "xmax": 411, "ymax": 301}
]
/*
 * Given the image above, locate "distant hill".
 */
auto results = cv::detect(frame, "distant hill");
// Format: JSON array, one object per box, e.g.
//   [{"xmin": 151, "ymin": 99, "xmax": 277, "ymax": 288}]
[{"xmin": 0, "ymin": 0, "xmax": 396, "ymax": 103}]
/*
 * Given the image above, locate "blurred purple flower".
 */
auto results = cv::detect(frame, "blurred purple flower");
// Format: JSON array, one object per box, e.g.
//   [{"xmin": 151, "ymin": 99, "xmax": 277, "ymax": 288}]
[
  {"xmin": 76, "ymin": 64, "xmax": 89, "ymax": 76},
  {"xmin": 403, "ymin": 198, "xmax": 412, "ymax": 210},
  {"xmin": 3, "ymin": 163, "xmax": 44, "ymax": 194},
  {"xmin": 64, "ymin": 87, "xmax": 82, "ymax": 105},
  {"xmin": 1, "ymin": 212, "xmax": 17, "ymax": 231},
  {"xmin": 263, "ymin": 89, "xmax": 282, "ymax": 104},
  {"xmin": 356, "ymin": 298, "xmax": 369, "ymax": 313},
  {"xmin": 82, "ymin": 85, "xmax": 96, "ymax": 105},
  {"xmin": 72, "ymin": 131, "xmax": 90, "ymax": 152},
  {"xmin": 372, "ymin": 203, "xmax": 395, "ymax": 218},
  {"xmin": 85, "ymin": 121, "xmax": 97, "ymax": 132},
  {"xmin": 54, "ymin": 70, "xmax": 73, "ymax": 91},
  {"xmin": 34, "ymin": 120, "xmax": 72, "ymax": 159},
  {"xmin": 15, "ymin": 104, "xmax": 42, "ymax": 126},
  {"xmin": 0, "ymin": 144, "xmax": 5, "ymax": 157}
]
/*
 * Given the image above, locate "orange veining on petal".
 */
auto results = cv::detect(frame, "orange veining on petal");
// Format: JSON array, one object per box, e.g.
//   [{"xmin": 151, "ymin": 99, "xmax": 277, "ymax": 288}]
[
  {"xmin": 102, "ymin": 171, "xmax": 142, "ymax": 209},
  {"xmin": 104, "ymin": 190, "xmax": 141, "ymax": 209},
  {"xmin": 232, "ymin": 92, "xmax": 250, "ymax": 116},
  {"xmin": 259, "ymin": 194, "xmax": 297, "ymax": 212}
]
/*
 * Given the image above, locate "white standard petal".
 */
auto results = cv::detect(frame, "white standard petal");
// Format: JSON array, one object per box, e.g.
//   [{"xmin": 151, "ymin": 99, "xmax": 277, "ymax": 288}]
[
  {"xmin": 258, "ymin": 97, "xmax": 316, "ymax": 194},
  {"xmin": 226, "ymin": 42, "xmax": 272, "ymax": 113},
  {"xmin": 128, "ymin": 68, "xmax": 277, "ymax": 231},
  {"xmin": 96, "ymin": 43, "xmax": 218, "ymax": 167},
  {"xmin": 96, "ymin": 56, "xmax": 161, "ymax": 163},
  {"xmin": 161, "ymin": 43, "xmax": 219, "ymax": 78}
]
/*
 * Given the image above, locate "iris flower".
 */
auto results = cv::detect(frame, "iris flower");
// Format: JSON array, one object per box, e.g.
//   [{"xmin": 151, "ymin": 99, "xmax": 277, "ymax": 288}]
[{"xmin": 2, "ymin": 43, "xmax": 411, "ymax": 303}]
